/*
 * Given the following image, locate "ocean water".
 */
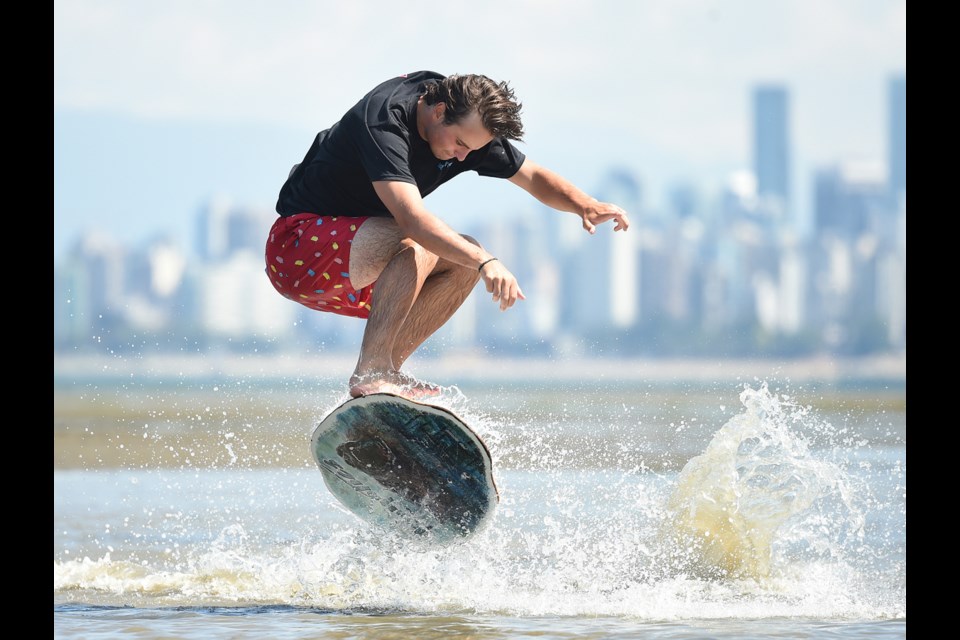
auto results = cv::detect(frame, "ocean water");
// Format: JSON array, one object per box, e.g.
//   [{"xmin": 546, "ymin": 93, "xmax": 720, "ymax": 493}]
[{"xmin": 54, "ymin": 371, "xmax": 906, "ymax": 639}]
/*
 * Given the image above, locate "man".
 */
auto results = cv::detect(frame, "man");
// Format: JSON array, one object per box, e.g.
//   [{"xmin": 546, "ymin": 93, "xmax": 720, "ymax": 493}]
[{"xmin": 266, "ymin": 71, "xmax": 629, "ymax": 399}]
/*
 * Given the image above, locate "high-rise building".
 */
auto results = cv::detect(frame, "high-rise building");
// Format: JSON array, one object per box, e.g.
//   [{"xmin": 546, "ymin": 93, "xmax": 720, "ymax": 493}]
[
  {"xmin": 68, "ymin": 231, "xmax": 128, "ymax": 322},
  {"xmin": 197, "ymin": 197, "xmax": 275, "ymax": 262},
  {"xmin": 194, "ymin": 252, "xmax": 297, "ymax": 340},
  {"xmin": 813, "ymin": 164, "xmax": 889, "ymax": 238},
  {"xmin": 888, "ymin": 75, "xmax": 906, "ymax": 202},
  {"xmin": 469, "ymin": 215, "xmax": 534, "ymax": 345},
  {"xmin": 54, "ymin": 263, "xmax": 92, "ymax": 350},
  {"xmin": 226, "ymin": 206, "xmax": 276, "ymax": 257},
  {"xmin": 752, "ymin": 85, "xmax": 791, "ymax": 213},
  {"xmin": 196, "ymin": 196, "xmax": 232, "ymax": 262}
]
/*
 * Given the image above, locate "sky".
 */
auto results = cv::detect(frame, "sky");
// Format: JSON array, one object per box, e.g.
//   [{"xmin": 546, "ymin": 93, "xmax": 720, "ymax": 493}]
[{"xmin": 54, "ymin": 0, "xmax": 906, "ymax": 264}]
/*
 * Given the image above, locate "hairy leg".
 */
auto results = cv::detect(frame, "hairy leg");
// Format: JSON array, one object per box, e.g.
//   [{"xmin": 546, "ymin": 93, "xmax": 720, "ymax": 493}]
[
  {"xmin": 347, "ymin": 218, "xmax": 481, "ymax": 398},
  {"xmin": 391, "ymin": 249, "xmax": 481, "ymax": 369},
  {"xmin": 349, "ymin": 218, "xmax": 434, "ymax": 383},
  {"xmin": 348, "ymin": 217, "xmax": 408, "ymax": 290}
]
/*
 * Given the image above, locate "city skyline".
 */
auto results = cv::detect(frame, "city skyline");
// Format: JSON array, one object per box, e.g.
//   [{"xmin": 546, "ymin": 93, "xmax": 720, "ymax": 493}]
[
  {"xmin": 54, "ymin": 72, "xmax": 906, "ymax": 359},
  {"xmin": 54, "ymin": 0, "xmax": 906, "ymax": 263}
]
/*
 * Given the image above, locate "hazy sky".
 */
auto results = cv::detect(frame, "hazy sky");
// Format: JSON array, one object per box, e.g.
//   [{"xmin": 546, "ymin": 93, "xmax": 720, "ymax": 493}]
[{"xmin": 54, "ymin": 0, "xmax": 906, "ymax": 262}]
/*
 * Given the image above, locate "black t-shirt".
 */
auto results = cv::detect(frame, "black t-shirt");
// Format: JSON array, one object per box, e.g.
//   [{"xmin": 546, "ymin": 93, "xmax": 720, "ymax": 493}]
[{"xmin": 276, "ymin": 71, "xmax": 526, "ymax": 218}]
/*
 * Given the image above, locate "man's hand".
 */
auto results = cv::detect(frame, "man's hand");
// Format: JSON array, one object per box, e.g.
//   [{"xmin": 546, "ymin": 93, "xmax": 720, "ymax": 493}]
[
  {"xmin": 480, "ymin": 259, "xmax": 525, "ymax": 311},
  {"xmin": 508, "ymin": 160, "xmax": 631, "ymax": 236},
  {"xmin": 580, "ymin": 202, "xmax": 630, "ymax": 235}
]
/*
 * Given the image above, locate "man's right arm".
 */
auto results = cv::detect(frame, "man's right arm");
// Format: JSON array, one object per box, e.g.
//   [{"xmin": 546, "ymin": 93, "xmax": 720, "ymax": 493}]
[
  {"xmin": 508, "ymin": 159, "xmax": 630, "ymax": 235},
  {"xmin": 372, "ymin": 180, "xmax": 525, "ymax": 311}
]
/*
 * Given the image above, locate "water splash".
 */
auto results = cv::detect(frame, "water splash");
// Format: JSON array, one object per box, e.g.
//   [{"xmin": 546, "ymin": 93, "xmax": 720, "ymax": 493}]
[
  {"xmin": 55, "ymin": 381, "xmax": 903, "ymax": 619},
  {"xmin": 664, "ymin": 383, "xmax": 866, "ymax": 580}
]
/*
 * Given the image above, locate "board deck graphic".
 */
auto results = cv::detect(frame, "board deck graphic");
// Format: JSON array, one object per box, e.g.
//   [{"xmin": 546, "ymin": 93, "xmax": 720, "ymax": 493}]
[{"xmin": 311, "ymin": 393, "xmax": 498, "ymax": 545}]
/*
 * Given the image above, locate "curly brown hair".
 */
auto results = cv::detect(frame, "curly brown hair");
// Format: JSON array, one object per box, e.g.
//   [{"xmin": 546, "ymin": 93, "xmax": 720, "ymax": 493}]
[{"xmin": 423, "ymin": 74, "xmax": 524, "ymax": 141}]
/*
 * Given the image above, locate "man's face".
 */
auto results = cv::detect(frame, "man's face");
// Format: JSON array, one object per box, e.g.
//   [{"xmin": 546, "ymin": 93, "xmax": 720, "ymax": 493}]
[{"xmin": 422, "ymin": 104, "xmax": 494, "ymax": 162}]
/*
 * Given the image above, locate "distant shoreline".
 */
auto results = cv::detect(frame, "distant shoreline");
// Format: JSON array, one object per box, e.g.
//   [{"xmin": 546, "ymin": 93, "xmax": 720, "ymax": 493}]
[{"xmin": 53, "ymin": 352, "xmax": 906, "ymax": 387}]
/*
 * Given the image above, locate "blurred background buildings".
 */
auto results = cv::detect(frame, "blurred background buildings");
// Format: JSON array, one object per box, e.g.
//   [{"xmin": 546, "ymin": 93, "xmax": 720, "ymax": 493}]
[{"xmin": 54, "ymin": 75, "xmax": 906, "ymax": 359}]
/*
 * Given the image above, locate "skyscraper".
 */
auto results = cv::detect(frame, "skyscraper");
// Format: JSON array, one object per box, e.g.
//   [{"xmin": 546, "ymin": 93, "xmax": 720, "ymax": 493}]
[
  {"xmin": 888, "ymin": 75, "xmax": 906, "ymax": 202},
  {"xmin": 752, "ymin": 85, "xmax": 791, "ymax": 211}
]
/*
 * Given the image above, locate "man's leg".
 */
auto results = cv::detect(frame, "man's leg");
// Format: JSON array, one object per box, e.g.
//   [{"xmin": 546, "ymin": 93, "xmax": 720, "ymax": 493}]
[
  {"xmin": 347, "ymin": 218, "xmax": 481, "ymax": 398},
  {"xmin": 351, "ymin": 232, "xmax": 439, "ymax": 394},
  {"xmin": 390, "ymin": 251, "xmax": 481, "ymax": 369}
]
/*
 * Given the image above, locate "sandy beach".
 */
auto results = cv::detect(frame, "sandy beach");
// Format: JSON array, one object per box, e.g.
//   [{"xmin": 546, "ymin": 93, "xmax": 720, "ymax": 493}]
[
  {"xmin": 54, "ymin": 351, "xmax": 906, "ymax": 385},
  {"xmin": 54, "ymin": 352, "xmax": 905, "ymax": 472}
]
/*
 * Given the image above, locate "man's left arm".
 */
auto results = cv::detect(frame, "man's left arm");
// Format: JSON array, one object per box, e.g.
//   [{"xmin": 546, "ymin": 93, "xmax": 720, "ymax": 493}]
[{"xmin": 508, "ymin": 159, "xmax": 630, "ymax": 235}]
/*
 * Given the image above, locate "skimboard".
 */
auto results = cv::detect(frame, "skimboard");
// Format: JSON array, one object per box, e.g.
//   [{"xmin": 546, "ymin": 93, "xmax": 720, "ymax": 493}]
[{"xmin": 311, "ymin": 393, "xmax": 498, "ymax": 545}]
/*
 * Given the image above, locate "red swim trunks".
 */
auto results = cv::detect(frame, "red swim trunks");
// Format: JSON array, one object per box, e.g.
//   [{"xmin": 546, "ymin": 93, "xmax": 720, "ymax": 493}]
[{"xmin": 264, "ymin": 213, "xmax": 374, "ymax": 319}]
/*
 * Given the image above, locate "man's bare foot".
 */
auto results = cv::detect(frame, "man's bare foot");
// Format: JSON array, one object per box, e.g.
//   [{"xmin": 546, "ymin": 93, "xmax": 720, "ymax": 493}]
[{"xmin": 349, "ymin": 370, "xmax": 442, "ymax": 401}]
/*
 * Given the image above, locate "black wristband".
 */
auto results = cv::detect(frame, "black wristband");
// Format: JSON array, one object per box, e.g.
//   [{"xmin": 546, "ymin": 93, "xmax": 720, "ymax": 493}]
[{"xmin": 478, "ymin": 257, "xmax": 498, "ymax": 272}]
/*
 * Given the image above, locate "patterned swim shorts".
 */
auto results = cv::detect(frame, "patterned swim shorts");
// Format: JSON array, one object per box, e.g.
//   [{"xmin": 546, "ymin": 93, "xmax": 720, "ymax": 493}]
[{"xmin": 264, "ymin": 213, "xmax": 374, "ymax": 319}]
